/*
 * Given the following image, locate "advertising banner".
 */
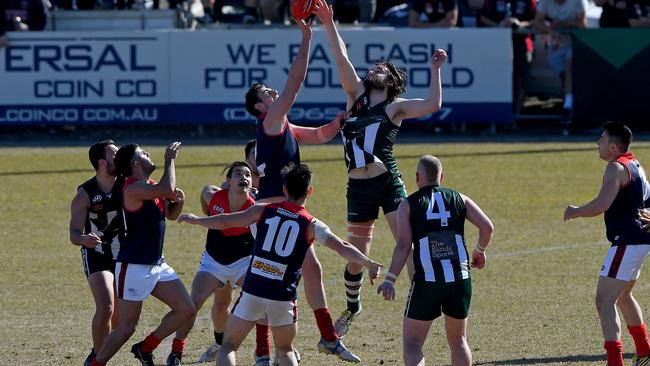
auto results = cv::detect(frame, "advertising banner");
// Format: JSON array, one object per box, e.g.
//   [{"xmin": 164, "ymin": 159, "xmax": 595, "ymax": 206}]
[{"xmin": 0, "ymin": 28, "xmax": 512, "ymax": 125}]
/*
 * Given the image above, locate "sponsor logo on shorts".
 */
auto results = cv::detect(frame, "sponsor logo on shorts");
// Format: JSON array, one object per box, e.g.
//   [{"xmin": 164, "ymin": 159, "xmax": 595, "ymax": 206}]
[{"xmin": 250, "ymin": 256, "xmax": 287, "ymax": 281}]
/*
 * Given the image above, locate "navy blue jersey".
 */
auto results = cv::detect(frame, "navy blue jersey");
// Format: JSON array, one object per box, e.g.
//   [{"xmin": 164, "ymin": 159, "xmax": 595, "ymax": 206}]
[
  {"xmin": 605, "ymin": 152, "xmax": 650, "ymax": 246},
  {"xmin": 78, "ymin": 177, "xmax": 124, "ymax": 259},
  {"xmin": 255, "ymin": 117, "xmax": 300, "ymax": 200},
  {"xmin": 118, "ymin": 177, "xmax": 166, "ymax": 265},
  {"xmin": 205, "ymin": 189, "xmax": 255, "ymax": 265},
  {"xmin": 242, "ymin": 201, "xmax": 314, "ymax": 301}
]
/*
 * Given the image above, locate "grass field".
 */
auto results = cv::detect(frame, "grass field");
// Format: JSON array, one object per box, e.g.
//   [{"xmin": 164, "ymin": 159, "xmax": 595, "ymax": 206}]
[{"xmin": 3, "ymin": 139, "xmax": 650, "ymax": 366}]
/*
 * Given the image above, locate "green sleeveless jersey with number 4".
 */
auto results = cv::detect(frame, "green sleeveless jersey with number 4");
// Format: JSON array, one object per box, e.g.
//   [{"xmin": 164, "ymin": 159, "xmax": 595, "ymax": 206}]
[{"xmin": 407, "ymin": 185, "xmax": 469, "ymax": 283}]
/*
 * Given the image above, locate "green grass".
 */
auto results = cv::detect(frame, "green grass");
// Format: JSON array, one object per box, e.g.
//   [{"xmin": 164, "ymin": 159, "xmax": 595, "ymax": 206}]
[{"xmin": 3, "ymin": 141, "xmax": 650, "ymax": 365}]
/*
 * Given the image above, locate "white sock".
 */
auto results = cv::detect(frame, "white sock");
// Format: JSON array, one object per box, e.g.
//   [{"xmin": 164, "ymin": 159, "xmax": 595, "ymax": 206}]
[{"xmin": 563, "ymin": 94, "xmax": 573, "ymax": 110}]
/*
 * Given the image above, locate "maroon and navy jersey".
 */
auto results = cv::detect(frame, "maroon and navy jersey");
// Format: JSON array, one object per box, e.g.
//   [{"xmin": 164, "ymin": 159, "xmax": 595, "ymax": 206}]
[
  {"xmin": 205, "ymin": 189, "xmax": 255, "ymax": 265},
  {"xmin": 605, "ymin": 152, "xmax": 650, "ymax": 246},
  {"xmin": 242, "ymin": 201, "xmax": 314, "ymax": 301},
  {"xmin": 78, "ymin": 177, "xmax": 123, "ymax": 259},
  {"xmin": 118, "ymin": 177, "xmax": 166, "ymax": 265},
  {"xmin": 255, "ymin": 116, "xmax": 300, "ymax": 200}
]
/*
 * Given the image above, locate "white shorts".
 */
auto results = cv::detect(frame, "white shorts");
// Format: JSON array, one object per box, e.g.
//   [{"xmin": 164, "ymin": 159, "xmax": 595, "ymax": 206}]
[
  {"xmin": 116, "ymin": 261, "xmax": 179, "ymax": 301},
  {"xmin": 198, "ymin": 252, "xmax": 250, "ymax": 288},
  {"xmin": 232, "ymin": 292, "xmax": 297, "ymax": 327},
  {"xmin": 600, "ymin": 244, "xmax": 650, "ymax": 281}
]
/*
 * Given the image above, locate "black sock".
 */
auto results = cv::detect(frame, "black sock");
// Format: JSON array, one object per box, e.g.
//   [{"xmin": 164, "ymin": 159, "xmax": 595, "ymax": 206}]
[
  {"xmin": 344, "ymin": 269, "xmax": 364, "ymax": 314},
  {"xmin": 214, "ymin": 331, "xmax": 224, "ymax": 345}
]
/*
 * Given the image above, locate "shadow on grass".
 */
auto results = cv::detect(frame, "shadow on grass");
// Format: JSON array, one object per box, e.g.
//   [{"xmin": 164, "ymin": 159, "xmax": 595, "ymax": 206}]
[
  {"xmin": 3, "ymin": 144, "xmax": 650, "ymax": 177},
  {"xmin": 475, "ymin": 352, "xmax": 633, "ymax": 365}
]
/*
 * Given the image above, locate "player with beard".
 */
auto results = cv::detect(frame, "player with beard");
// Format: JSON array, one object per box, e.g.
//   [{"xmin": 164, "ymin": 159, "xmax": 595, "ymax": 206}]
[
  {"xmin": 244, "ymin": 17, "xmax": 359, "ymax": 364},
  {"xmin": 89, "ymin": 142, "xmax": 196, "ymax": 366},
  {"xmin": 314, "ymin": 0, "xmax": 448, "ymax": 338},
  {"xmin": 70, "ymin": 140, "xmax": 123, "ymax": 366}
]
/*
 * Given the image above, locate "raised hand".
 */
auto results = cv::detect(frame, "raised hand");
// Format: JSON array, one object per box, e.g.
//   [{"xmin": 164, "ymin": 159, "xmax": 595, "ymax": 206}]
[
  {"xmin": 313, "ymin": 0, "xmax": 334, "ymax": 25},
  {"xmin": 432, "ymin": 49, "xmax": 448, "ymax": 69},
  {"xmin": 164, "ymin": 141, "xmax": 182, "ymax": 161}
]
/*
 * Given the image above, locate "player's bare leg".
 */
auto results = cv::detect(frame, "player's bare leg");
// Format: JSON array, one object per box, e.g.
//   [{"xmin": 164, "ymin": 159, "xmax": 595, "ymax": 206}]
[
  {"xmin": 597, "ymin": 276, "xmax": 630, "ymax": 341},
  {"xmin": 444, "ymin": 315, "xmax": 471, "ymax": 366},
  {"xmin": 217, "ymin": 315, "xmax": 256, "ymax": 366},
  {"xmin": 93, "ymin": 299, "xmax": 143, "ymax": 363},
  {"xmin": 402, "ymin": 317, "xmax": 431, "ymax": 366},
  {"xmin": 87, "ymin": 271, "xmax": 116, "ymax": 353},
  {"xmin": 616, "ymin": 280, "xmax": 643, "ymax": 326},
  {"xmin": 271, "ymin": 323, "xmax": 299, "ymax": 366},
  {"xmin": 336, "ymin": 220, "xmax": 373, "ymax": 337}
]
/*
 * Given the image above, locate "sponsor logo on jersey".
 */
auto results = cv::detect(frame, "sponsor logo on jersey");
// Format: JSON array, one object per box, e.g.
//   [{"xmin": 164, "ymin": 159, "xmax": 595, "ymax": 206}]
[
  {"xmin": 277, "ymin": 208, "xmax": 299, "ymax": 219},
  {"xmin": 92, "ymin": 194, "xmax": 103, "ymax": 204},
  {"xmin": 430, "ymin": 239, "xmax": 456, "ymax": 260},
  {"xmin": 212, "ymin": 205, "xmax": 224, "ymax": 214},
  {"xmin": 250, "ymin": 256, "xmax": 287, "ymax": 281}
]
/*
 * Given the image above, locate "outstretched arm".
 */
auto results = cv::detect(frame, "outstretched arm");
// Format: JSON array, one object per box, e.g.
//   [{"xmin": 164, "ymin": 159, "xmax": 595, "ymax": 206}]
[
  {"xmin": 264, "ymin": 20, "xmax": 312, "ymax": 133},
  {"xmin": 292, "ymin": 110, "xmax": 348, "ymax": 144},
  {"xmin": 564, "ymin": 162, "xmax": 627, "ymax": 220},
  {"xmin": 377, "ymin": 200, "xmax": 412, "ymax": 300},
  {"xmin": 314, "ymin": 0, "xmax": 362, "ymax": 103},
  {"xmin": 310, "ymin": 219, "xmax": 383, "ymax": 283},
  {"xmin": 388, "ymin": 50, "xmax": 447, "ymax": 123},
  {"xmin": 178, "ymin": 203, "xmax": 266, "ymax": 230}
]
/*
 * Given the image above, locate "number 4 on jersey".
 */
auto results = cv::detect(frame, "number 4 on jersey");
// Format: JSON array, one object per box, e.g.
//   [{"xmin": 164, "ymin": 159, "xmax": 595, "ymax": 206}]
[{"xmin": 426, "ymin": 192, "xmax": 451, "ymax": 227}]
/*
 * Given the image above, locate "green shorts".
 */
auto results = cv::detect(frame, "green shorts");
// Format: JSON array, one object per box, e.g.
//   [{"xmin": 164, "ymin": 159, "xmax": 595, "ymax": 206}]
[
  {"xmin": 346, "ymin": 171, "xmax": 407, "ymax": 222},
  {"xmin": 404, "ymin": 279, "xmax": 472, "ymax": 321}
]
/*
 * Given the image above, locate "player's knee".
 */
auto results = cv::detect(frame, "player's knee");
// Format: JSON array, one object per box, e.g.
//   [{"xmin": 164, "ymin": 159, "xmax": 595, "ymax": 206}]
[
  {"xmin": 402, "ymin": 339, "xmax": 422, "ymax": 355},
  {"xmin": 446, "ymin": 333, "xmax": 468, "ymax": 348},
  {"xmin": 95, "ymin": 302, "xmax": 114, "ymax": 322},
  {"xmin": 177, "ymin": 302, "xmax": 197, "ymax": 321},
  {"xmin": 220, "ymin": 340, "xmax": 239, "ymax": 353},
  {"xmin": 347, "ymin": 222, "xmax": 374, "ymax": 241},
  {"xmin": 213, "ymin": 299, "xmax": 230, "ymax": 314}
]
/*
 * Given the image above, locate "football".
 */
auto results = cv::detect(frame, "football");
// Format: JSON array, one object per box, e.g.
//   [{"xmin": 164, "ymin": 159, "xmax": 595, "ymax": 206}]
[{"xmin": 290, "ymin": 0, "xmax": 317, "ymax": 20}]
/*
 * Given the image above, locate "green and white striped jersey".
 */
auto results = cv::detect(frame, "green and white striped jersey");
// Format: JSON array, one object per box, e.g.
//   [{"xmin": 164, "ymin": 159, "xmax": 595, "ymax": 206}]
[
  {"xmin": 341, "ymin": 93, "xmax": 399, "ymax": 173},
  {"xmin": 407, "ymin": 185, "xmax": 469, "ymax": 283}
]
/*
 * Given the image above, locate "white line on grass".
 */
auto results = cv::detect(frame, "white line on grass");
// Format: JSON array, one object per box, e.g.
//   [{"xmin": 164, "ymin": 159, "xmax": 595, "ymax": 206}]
[{"xmin": 491, "ymin": 241, "xmax": 608, "ymax": 259}]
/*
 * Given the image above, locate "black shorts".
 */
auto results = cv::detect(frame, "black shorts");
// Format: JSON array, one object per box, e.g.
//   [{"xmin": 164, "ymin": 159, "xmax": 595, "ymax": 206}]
[
  {"xmin": 81, "ymin": 247, "xmax": 116, "ymax": 277},
  {"xmin": 404, "ymin": 279, "xmax": 472, "ymax": 321},
  {"xmin": 346, "ymin": 171, "xmax": 407, "ymax": 222}
]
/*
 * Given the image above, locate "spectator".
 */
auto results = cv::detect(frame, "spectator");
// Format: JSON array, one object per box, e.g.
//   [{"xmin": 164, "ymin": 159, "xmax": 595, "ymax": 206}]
[
  {"xmin": 596, "ymin": 0, "xmax": 637, "ymax": 27},
  {"xmin": 478, "ymin": 0, "xmax": 536, "ymax": 125},
  {"xmin": 409, "ymin": 0, "xmax": 460, "ymax": 27},
  {"xmin": 629, "ymin": 0, "xmax": 650, "ymax": 26},
  {"xmin": 533, "ymin": 0, "xmax": 587, "ymax": 121},
  {"xmin": 332, "ymin": 0, "xmax": 375, "ymax": 23},
  {"xmin": 55, "ymin": 0, "xmax": 95, "ymax": 10},
  {"xmin": 0, "ymin": 1, "xmax": 9, "ymax": 47},
  {"xmin": 373, "ymin": 0, "xmax": 405, "ymax": 21},
  {"xmin": 1, "ymin": 0, "xmax": 47, "ymax": 40}
]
